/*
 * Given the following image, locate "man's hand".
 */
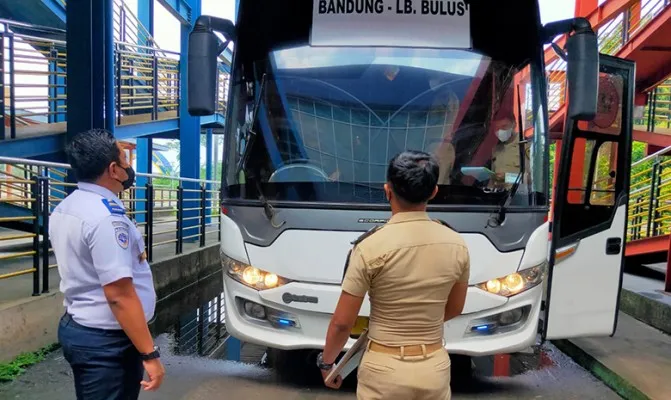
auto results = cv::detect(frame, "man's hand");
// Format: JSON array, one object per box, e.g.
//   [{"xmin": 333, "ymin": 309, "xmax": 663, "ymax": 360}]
[
  {"xmin": 321, "ymin": 369, "xmax": 343, "ymax": 389},
  {"xmin": 141, "ymin": 358, "xmax": 165, "ymax": 391}
]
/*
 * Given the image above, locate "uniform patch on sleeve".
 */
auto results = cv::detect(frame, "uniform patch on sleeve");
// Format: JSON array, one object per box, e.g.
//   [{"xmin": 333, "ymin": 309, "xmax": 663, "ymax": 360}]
[
  {"xmin": 115, "ymin": 225, "xmax": 130, "ymax": 249},
  {"xmin": 102, "ymin": 198, "xmax": 126, "ymax": 216}
]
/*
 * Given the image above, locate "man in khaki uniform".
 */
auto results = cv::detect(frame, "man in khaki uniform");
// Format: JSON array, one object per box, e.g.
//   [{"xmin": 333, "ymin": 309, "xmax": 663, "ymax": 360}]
[
  {"xmin": 490, "ymin": 116, "xmax": 530, "ymax": 189},
  {"xmin": 318, "ymin": 150, "xmax": 470, "ymax": 399}
]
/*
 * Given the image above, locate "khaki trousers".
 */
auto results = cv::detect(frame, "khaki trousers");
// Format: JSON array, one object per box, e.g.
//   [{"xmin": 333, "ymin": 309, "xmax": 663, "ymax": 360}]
[{"xmin": 356, "ymin": 346, "xmax": 451, "ymax": 400}]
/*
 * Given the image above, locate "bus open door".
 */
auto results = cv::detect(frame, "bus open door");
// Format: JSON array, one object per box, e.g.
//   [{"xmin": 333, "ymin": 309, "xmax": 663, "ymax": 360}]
[{"xmin": 543, "ymin": 54, "xmax": 635, "ymax": 340}]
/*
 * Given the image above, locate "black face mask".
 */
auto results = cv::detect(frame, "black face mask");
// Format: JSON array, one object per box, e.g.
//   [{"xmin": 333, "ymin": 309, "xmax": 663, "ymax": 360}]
[{"xmin": 116, "ymin": 165, "xmax": 136, "ymax": 191}]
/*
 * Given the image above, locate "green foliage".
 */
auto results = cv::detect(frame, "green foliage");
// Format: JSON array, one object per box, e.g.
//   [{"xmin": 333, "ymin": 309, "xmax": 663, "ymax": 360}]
[
  {"xmin": 548, "ymin": 141, "xmax": 648, "ymax": 202},
  {"xmin": 0, "ymin": 343, "xmax": 59, "ymax": 382}
]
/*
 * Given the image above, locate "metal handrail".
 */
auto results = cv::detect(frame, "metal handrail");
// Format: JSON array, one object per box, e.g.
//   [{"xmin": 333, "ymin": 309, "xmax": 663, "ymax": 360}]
[
  {"xmin": 546, "ymin": 0, "xmax": 671, "ymax": 119},
  {"xmin": 0, "ymin": 18, "xmax": 65, "ymax": 35},
  {"xmin": 626, "ymin": 142, "xmax": 671, "ymax": 242},
  {"xmin": 0, "ymin": 156, "xmax": 222, "ymax": 297},
  {"xmin": 1, "ymin": 8, "xmax": 230, "ymax": 141},
  {"xmin": 0, "ymin": 156, "xmax": 220, "ymax": 184}
]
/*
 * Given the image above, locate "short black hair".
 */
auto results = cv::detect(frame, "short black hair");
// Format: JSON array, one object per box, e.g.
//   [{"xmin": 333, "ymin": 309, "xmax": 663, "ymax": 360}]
[
  {"xmin": 386, "ymin": 150, "xmax": 439, "ymax": 204},
  {"xmin": 65, "ymin": 129, "xmax": 121, "ymax": 182}
]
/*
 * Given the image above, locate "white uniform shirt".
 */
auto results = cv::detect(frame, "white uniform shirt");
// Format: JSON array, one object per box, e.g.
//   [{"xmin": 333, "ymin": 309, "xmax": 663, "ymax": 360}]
[{"xmin": 49, "ymin": 182, "xmax": 156, "ymax": 330}]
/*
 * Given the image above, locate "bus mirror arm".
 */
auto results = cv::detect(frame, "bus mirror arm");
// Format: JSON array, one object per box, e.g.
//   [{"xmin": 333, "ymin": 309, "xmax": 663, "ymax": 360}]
[
  {"xmin": 541, "ymin": 17, "xmax": 593, "ymax": 44},
  {"xmin": 187, "ymin": 15, "xmax": 236, "ymax": 116},
  {"xmin": 542, "ymin": 17, "xmax": 599, "ymax": 122},
  {"xmin": 194, "ymin": 15, "xmax": 236, "ymax": 42}
]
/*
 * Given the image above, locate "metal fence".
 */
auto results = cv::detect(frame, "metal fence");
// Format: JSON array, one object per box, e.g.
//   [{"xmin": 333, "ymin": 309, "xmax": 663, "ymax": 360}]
[
  {"xmin": 0, "ymin": 0, "xmax": 230, "ymax": 141},
  {"xmin": 170, "ymin": 292, "xmax": 226, "ymax": 357},
  {"xmin": 545, "ymin": 0, "xmax": 671, "ymax": 118},
  {"xmin": 627, "ymin": 146, "xmax": 671, "ymax": 241},
  {"xmin": 0, "ymin": 156, "xmax": 221, "ymax": 297}
]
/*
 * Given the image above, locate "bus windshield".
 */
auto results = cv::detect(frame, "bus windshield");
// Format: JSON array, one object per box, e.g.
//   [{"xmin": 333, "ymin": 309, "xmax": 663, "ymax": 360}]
[{"xmin": 224, "ymin": 45, "xmax": 548, "ymax": 208}]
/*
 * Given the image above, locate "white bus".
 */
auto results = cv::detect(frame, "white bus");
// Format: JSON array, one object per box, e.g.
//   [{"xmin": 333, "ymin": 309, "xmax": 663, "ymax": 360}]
[{"xmin": 187, "ymin": 0, "xmax": 635, "ymax": 365}]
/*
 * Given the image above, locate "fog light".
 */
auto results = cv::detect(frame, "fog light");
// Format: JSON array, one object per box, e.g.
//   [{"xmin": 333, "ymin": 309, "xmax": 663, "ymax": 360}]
[
  {"xmin": 465, "ymin": 305, "xmax": 531, "ymax": 336},
  {"xmin": 244, "ymin": 300, "xmax": 267, "ymax": 320},
  {"xmin": 267, "ymin": 308, "xmax": 300, "ymax": 329},
  {"xmin": 498, "ymin": 308, "xmax": 523, "ymax": 326}
]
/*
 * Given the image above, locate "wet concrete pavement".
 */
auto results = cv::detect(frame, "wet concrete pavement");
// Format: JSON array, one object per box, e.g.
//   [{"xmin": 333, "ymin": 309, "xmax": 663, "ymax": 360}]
[
  {"xmin": 0, "ymin": 273, "xmax": 621, "ymax": 399},
  {"xmin": 0, "ymin": 332, "xmax": 621, "ymax": 400}
]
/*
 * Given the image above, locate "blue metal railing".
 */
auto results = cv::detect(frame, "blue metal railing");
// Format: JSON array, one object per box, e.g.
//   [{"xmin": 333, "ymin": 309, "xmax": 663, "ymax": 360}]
[
  {"xmin": 0, "ymin": 1, "xmax": 230, "ymax": 141},
  {"xmin": 0, "ymin": 155, "xmax": 221, "ymax": 297}
]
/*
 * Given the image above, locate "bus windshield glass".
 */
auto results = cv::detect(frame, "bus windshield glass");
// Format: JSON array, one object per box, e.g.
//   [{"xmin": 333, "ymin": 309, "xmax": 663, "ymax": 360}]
[{"xmin": 224, "ymin": 44, "xmax": 548, "ymax": 207}]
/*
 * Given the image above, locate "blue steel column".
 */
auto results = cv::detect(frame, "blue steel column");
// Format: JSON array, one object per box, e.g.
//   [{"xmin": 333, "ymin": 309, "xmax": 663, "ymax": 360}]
[
  {"xmin": 135, "ymin": 0, "xmax": 155, "ymax": 225},
  {"xmin": 180, "ymin": 0, "xmax": 202, "ymax": 242},
  {"xmin": 66, "ymin": 0, "xmax": 116, "ymax": 184},
  {"xmin": 205, "ymin": 129, "xmax": 213, "ymax": 225},
  {"xmin": 137, "ymin": 0, "xmax": 155, "ymax": 45}
]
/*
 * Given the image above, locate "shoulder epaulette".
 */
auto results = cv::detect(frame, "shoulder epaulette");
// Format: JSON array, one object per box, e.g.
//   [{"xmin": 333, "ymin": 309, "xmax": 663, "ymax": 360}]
[
  {"xmin": 102, "ymin": 199, "xmax": 126, "ymax": 216},
  {"xmin": 433, "ymin": 219, "xmax": 456, "ymax": 230},
  {"xmin": 343, "ymin": 225, "xmax": 381, "ymax": 281},
  {"xmin": 350, "ymin": 225, "xmax": 382, "ymax": 246}
]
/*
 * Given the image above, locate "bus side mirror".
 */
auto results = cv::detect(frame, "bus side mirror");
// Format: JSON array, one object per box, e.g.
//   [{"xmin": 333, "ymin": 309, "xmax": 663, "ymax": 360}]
[
  {"xmin": 188, "ymin": 29, "xmax": 220, "ymax": 116},
  {"xmin": 187, "ymin": 16, "xmax": 235, "ymax": 116},
  {"xmin": 565, "ymin": 30, "xmax": 599, "ymax": 121}
]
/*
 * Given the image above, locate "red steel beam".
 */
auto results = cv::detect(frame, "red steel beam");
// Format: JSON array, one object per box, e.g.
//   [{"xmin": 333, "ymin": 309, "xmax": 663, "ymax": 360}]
[
  {"xmin": 625, "ymin": 234, "xmax": 669, "ymax": 257},
  {"xmin": 575, "ymin": 0, "xmax": 598, "ymax": 17},
  {"xmin": 617, "ymin": 4, "xmax": 671, "ymax": 58},
  {"xmin": 632, "ymin": 130, "xmax": 671, "ymax": 148},
  {"xmin": 543, "ymin": 0, "xmax": 640, "ymax": 67}
]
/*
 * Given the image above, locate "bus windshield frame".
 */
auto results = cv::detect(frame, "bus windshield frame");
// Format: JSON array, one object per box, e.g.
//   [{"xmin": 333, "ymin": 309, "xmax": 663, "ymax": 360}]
[{"xmin": 221, "ymin": 0, "xmax": 549, "ymax": 211}]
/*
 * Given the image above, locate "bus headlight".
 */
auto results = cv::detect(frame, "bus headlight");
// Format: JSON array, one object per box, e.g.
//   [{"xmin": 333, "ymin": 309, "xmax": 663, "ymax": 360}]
[
  {"xmin": 475, "ymin": 263, "xmax": 546, "ymax": 297},
  {"xmin": 221, "ymin": 253, "xmax": 291, "ymax": 290}
]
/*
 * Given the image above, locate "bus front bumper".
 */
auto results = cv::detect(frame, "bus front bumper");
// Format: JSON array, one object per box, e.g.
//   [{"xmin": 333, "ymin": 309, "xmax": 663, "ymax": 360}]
[{"xmin": 222, "ymin": 275, "xmax": 542, "ymax": 356}]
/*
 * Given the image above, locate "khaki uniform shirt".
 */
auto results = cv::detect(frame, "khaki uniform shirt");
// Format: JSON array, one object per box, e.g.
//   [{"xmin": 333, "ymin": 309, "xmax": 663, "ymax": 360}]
[
  {"xmin": 491, "ymin": 138, "xmax": 531, "ymax": 185},
  {"xmin": 341, "ymin": 211, "xmax": 470, "ymax": 346}
]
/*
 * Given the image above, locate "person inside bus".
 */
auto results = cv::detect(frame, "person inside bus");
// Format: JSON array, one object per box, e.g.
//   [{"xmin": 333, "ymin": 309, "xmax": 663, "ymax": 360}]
[
  {"xmin": 488, "ymin": 114, "xmax": 530, "ymax": 189},
  {"xmin": 317, "ymin": 150, "xmax": 470, "ymax": 399}
]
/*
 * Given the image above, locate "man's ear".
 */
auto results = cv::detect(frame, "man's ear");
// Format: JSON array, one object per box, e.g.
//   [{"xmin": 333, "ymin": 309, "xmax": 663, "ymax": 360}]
[{"xmin": 429, "ymin": 185, "xmax": 438, "ymax": 201}]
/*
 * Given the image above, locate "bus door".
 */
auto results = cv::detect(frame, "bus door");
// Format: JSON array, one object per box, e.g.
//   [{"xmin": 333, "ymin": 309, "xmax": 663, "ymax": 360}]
[{"xmin": 543, "ymin": 54, "xmax": 635, "ymax": 340}]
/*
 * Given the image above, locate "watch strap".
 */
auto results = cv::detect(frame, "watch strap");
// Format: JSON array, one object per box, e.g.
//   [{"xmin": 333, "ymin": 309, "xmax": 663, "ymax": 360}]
[
  {"xmin": 316, "ymin": 352, "xmax": 333, "ymax": 370},
  {"xmin": 140, "ymin": 346, "xmax": 160, "ymax": 361}
]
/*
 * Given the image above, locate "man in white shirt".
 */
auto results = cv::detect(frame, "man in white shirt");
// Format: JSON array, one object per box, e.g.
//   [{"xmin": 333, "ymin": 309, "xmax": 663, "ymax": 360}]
[{"xmin": 51, "ymin": 129, "xmax": 164, "ymax": 399}]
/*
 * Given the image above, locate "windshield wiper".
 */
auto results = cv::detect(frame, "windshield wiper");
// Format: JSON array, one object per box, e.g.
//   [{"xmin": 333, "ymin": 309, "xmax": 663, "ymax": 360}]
[
  {"xmin": 490, "ymin": 86, "xmax": 527, "ymax": 227},
  {"xmin": 236, "ymin": 73, "xmax": 266, "ymax": 177},
  {"xmin": 234, "ymin": 73, "xmax": 285, "ymax": 228}
]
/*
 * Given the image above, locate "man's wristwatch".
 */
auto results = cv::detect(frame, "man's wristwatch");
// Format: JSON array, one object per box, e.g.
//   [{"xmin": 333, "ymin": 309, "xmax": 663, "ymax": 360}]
[
  {"xmin": 140, "ymin": 345, "xmax": 161, "ymax": 361},
  {"xmin": 316, "ymin": 352, "xmax": 333, "ymax": 370}
]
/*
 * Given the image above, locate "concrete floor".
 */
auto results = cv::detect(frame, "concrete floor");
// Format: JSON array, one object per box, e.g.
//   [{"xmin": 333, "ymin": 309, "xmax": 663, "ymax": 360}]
[
  {"xmin": 0, "ymin": 333, "xmax": 621, "ymax": 400},
  {"xmin": 0, "ymin": 260, "xmax": 623, "ymax": 400},
  {"xmin": 567, "ymin": 312, "xmax": 671, "ymax": 400}
]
